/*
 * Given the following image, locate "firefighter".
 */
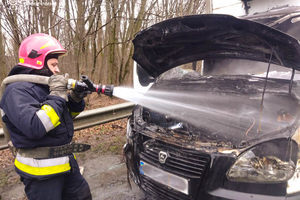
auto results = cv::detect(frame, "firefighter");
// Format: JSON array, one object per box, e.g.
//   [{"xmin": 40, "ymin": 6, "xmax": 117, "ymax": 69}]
[{"xmin": 0, "ymin": 33, "xmax": 92, "ymax": 200}]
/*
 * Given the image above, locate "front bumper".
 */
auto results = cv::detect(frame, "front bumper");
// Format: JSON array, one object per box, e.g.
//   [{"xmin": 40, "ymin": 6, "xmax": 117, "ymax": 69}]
[
  {"xmin": 124, "ymin": 138, "xmax": 300, "ymax": 200},
  {"xmin": 208, "ymin": 188, "xmax": 300, "ymax": 200}
]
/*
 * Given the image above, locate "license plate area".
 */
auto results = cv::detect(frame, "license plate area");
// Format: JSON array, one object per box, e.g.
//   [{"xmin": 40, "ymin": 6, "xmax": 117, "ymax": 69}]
[{"xmin": 140, "ymin": 160, "xmax": 189, "ymax": 195}]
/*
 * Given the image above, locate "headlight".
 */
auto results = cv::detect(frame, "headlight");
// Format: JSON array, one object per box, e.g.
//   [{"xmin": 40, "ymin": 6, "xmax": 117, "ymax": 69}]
[
  {"xmin": 287, "ymin": 127, "xmax": 300, "ymax": 194},
  {"xmin": 126, "ymin": 118, "xmax": 134, "ymax": 145},
  {"xmin": 227, "ymin": 139, "xmax": 297, "ymax": 183},
  {"xmin": 126, "ymin": 118, "xmax": 132, "ymax": 139}
]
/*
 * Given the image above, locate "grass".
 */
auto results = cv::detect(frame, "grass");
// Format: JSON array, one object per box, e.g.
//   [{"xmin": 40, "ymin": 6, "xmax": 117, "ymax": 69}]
[
  {"xmin": 0, "ymin": 172, "xmax": 8, "ymax": 187},
  {"xmin": 93, "ymin": 134, "xmax": 126, "ymax": 155},
  {"xmin": 0, "ymin": 169, "xmax": 19, "ymax": 188}
]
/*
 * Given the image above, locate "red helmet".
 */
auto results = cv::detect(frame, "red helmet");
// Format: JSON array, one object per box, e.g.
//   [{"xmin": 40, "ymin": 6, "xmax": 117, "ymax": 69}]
[{"xmin": 18, "ymin": 33, "xmax": 67, "ymax": 69}]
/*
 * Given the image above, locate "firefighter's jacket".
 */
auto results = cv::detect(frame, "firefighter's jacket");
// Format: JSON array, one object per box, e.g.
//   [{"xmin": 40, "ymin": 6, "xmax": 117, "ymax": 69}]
[{"xmin": 0, "ymin": 65, "xmax": 85, "ymax": 180}]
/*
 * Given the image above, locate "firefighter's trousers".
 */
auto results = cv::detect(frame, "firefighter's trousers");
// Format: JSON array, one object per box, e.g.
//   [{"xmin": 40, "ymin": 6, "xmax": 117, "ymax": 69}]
[{"xmin": 20, "ymin": 155, "xmax": 92, "ymax": 200}]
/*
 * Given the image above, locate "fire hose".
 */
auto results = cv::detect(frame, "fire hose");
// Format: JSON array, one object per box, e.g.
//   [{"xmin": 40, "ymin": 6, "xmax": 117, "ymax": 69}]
[{"xmin": 0, "ymin": 74, "xmax": 114, "ymax": 153}]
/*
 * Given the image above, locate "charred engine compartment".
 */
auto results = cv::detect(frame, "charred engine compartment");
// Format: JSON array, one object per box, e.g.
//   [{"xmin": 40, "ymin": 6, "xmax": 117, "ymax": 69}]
[
  {"xmin": 124, "ymin": 72, "xmax": 300, "ymax": 200},
  {"xmin": 136, "ymin": 73, "xmax": 300, "ymax": 148}
]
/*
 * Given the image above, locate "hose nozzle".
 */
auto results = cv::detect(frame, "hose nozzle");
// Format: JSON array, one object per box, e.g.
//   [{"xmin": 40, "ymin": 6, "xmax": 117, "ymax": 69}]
[
  {"xmin": 67, "ymin": 75, "xmax": 114, "ymax": 97},
  {"xmin": 102, "ymin": 85, "xmax": 114, "ymax": 97}
]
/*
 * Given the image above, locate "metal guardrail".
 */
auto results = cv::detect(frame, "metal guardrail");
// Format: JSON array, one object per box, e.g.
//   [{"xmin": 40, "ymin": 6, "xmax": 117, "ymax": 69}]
[{"xmin": 0, "ymin": 102, "xmax": 135, "ymax": 150}]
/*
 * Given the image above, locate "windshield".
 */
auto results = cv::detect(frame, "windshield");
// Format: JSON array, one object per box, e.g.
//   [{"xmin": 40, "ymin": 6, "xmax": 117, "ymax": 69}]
[{"xmin": 204, "ymin": 58, "xmax": 296, "ymax": 76}]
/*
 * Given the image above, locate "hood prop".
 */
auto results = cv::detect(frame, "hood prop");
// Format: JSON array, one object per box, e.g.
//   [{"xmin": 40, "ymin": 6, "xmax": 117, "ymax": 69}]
[
  {"xmin": 289, "ymin": 68, "xmax": 295, "ymax": 94},
  {"xmin": 258, "ymin": 46, "xmax": 275, "ymax": 132}
]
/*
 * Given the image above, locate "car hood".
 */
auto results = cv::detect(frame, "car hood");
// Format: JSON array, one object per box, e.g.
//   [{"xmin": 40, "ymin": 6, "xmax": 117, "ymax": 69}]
[{"xmin": 132, "ymin": 14, "xmax": 300, "ymax": 78}]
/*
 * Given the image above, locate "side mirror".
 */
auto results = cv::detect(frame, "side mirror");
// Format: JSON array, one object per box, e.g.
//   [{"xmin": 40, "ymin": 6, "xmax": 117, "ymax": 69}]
[{"xmin": 137, "ymin": 64, "xmax": 154, "ymax": 87}]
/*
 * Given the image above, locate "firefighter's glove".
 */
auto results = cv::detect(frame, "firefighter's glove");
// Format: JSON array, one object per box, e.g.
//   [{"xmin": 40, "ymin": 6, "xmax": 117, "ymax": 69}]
[
  {"xmin": 70, "ymin": 89, "xmax": 90, "ymax": 103},
  {"xmin": 48, "ymin": 73, "xmax": 69, "ymax": 102}
]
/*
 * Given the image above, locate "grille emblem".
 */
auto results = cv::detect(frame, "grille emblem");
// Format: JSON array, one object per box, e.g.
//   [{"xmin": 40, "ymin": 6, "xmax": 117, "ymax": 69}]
[{"xmin": 158, "ymin": 151, "xmax": 168, "ymax": 164}]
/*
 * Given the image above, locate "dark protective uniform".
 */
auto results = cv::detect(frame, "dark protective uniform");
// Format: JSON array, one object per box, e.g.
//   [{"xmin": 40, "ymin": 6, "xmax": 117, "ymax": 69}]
[{"xmin": 0, "ymin": 65, "xmax": 92, "ymax": 200}]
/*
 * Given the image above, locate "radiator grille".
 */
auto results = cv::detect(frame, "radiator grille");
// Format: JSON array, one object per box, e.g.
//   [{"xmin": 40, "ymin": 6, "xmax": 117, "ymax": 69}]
[
  {"xmin": 139, "ymin": 140, "xmax": 211, "ymax": 199},
  {"xmin": 140, "ymin": 142, "xmax": 210, "ymax": 179}
]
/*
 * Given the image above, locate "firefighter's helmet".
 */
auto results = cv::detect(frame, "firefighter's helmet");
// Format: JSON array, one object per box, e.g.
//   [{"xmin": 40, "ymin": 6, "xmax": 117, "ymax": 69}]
[{"xmin": 18, "ymin": 33, "xmax": 67, "ymax": 69}]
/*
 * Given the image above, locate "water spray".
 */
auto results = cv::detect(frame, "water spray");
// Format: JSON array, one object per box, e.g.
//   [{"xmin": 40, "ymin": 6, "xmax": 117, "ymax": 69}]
[{"xmin": 67, "ymin": 75, "xmax": 114, "ymax": 97}]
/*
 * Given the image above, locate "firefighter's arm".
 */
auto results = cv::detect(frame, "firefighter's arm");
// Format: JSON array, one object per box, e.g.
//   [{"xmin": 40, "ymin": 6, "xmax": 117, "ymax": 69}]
[
  {"xmin": 1, "ymin": 85, "xmax": 66, "ymax": 139},
  {"xmin": 66, "ymin": 76, "xmax": 87, "ymax": 118},
  {"xmin": 66, "ymin": 94, "xmax": 85, "ymax": 118},
  {"xmin": 36, "ymin": 74, "xmax": 69, "ymax": 130}
]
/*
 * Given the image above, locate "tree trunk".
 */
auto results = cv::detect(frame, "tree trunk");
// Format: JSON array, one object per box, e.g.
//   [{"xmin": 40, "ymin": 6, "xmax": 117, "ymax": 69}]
[{"xmin": 0, "ymin": 11, "xmax": 6, "ymax": 81}]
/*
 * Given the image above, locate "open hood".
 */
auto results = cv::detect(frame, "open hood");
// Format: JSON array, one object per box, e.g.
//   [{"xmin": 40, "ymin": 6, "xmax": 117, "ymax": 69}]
[{"xmin": 132, "ymin": 14, "xmax": 300, "ymax": 78}]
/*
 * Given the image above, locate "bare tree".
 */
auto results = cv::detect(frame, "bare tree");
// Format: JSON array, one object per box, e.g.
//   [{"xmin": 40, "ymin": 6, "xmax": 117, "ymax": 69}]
[
  {"xmin": 0, "ymin": 5, "xmax": 6, "ymax": 81},
  {"xmin": 0, "ymin": 0, "xmax": 206, "ymax": 87}
]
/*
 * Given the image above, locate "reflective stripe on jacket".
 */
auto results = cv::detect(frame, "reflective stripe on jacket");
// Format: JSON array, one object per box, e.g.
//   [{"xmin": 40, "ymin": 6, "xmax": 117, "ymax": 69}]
[
  {"xmin": 36, "ymin": 104, "xmax": 61, "ymax": 132},
  {"xmin": 15, "ymin": 153, "xmax": 71, "ymax": 177}
]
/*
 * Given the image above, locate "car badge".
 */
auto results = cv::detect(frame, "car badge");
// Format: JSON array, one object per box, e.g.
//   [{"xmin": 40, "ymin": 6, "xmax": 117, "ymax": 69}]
[{"xmin": 158, "ymin": 151, "xmax": 168, "ymax": 164}]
